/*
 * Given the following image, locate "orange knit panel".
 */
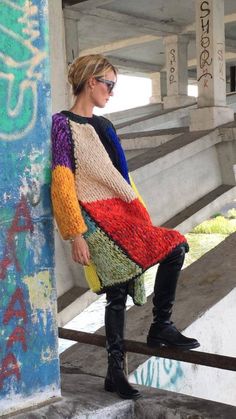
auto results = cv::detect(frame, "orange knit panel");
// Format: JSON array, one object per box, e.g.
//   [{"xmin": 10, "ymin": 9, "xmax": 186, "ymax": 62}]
[{"xmin": 51, "ymin": 166, "xmax": 87, "ymax": 239}]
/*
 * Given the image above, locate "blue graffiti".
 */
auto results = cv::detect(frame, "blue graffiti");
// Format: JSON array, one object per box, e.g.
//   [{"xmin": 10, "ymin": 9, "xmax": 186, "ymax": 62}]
[{"xmin": 133, "ymin": 356, "xmax": 183, "ymax": 390}]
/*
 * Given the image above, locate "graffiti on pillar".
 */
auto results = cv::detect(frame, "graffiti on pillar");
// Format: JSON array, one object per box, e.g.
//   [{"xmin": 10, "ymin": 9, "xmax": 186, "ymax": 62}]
[
  {"xmin": 217, "ymin": 43, "xmax": 225, "ymax": 82},
  {"xmin": 0, "ymin": 0, "xmax": 47, "ymax": 141},
  {"xmin": 0, "ymin": 197, "xmax": 34, "ymax": 280},
  {"xmin": 168, "ymin": 48, "xmax": 177, "ymax": 85},
  {"xmin": 198, "ymin": 0, "xmax": 213, "ymax": 88},
  {"xmin": 0, "ymin": 0, "xmax": 60, "ymax": 413},
  {"xmin": 131, "ymin": 357, "xmax": 183, "ymax": 390}
]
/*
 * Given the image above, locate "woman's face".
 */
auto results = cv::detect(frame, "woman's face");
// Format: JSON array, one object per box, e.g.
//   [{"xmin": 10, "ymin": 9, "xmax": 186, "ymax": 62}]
[{"xmin": 90, "ymin": 69, "xmax": 116, "ymax": 108}]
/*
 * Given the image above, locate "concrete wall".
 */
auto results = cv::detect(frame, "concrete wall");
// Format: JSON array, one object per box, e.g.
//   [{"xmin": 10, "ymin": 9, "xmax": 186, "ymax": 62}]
[
  {"xmin": 0, "ymin": 1, "xmax": 60, "ymax": 415},
  {"xmin": 130, "ymin": 287, "xmax": 236, "ymax": 407},
  {"xmin": 131, "ymin": 131, "xmax": 223, "ymax": 226}
]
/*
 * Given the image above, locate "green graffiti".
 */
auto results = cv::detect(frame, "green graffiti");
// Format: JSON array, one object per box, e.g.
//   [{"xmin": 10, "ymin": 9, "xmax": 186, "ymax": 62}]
[
  {"xmin": 0, "ymin": 1, "xmax": 46, "ymax": 141},
  {"xmin": 133, "ymin": 357, "xmax": 183, "ymax": 390}
]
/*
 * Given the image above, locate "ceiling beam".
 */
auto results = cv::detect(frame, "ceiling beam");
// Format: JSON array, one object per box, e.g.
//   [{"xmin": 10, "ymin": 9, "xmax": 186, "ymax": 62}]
[
  {"xmin": 225, "ymin": 52, "xmax": 236, "ymax": 62},
  {"xmin": 80, "ymin": 35, "xmax": 160, "ymax": 56},
  {"xmin": 63, "ymin": 0, "xmax": 112, "ymax": 9},
  {"xmin": 106, "ymin": 56, "xmax": 162, "ymax": 75},
  {"xmin": 64, "ymin": 8, "xmax": 181, "ymax": 36},
  {"xmin": 226, "ymin": 38, "xmax": 236, "ymax": 53},
  {"xmin": 224, "ymin": 13, "xmax": 236, "ymax": 24},
  {"xmin": 182, "ymin": 13, "xmax": 236, "ymax": 34},
  {"xmin": 63, "ymin": 0, "xmax": 87, "ymax": 5}
]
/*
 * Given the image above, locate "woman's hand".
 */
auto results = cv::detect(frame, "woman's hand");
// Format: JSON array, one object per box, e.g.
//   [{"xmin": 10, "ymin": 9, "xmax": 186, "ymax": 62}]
[{"xmin": 71, "ymin": 234, "xmax": 90, "ymax": 265}]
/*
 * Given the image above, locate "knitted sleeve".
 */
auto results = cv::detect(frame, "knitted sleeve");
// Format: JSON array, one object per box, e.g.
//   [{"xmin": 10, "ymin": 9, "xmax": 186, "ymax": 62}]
[{"xmin": 51, "ymin": 113, "xmax": 87, "ymax": 239}]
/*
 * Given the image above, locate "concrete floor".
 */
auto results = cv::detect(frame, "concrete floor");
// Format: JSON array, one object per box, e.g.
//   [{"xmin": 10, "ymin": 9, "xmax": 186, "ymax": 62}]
[{"xmin": 9, "ymin": 373, "xmax": 236, "ymax": 418}]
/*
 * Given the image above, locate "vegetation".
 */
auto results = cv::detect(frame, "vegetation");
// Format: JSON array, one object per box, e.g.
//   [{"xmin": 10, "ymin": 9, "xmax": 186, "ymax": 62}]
[{"xmin": 184, "ymin": 207, "xmax": 236, "ymax": 268}]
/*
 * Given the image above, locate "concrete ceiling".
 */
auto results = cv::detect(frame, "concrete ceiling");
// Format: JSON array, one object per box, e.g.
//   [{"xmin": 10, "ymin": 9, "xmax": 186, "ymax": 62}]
[{"xmin": 62, "ymin": 0, "xmax": 236, "ymax": 79}]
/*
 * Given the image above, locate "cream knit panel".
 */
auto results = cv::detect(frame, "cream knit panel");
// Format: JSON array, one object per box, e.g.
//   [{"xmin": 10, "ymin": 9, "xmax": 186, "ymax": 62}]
[{"xmin": 70, "ymin": 121, "xmax": 136, "ymax": 203}]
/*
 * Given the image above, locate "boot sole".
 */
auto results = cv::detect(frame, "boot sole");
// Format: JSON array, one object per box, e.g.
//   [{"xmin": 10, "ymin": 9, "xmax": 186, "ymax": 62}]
[
  {"xmin": 147, "ymin": 337, "xmax": 200, "ymax": 350},
  {"xmin": 104, "ymin": 379, "xmax": 142, "ymax": 400}
]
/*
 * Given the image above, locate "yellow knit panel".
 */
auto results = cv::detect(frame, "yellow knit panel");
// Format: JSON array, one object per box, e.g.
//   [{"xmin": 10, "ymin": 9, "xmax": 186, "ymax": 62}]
[
  {"xmin": 84, "ymin": 262, "xmax": 101, "ymax": 293},
  {"xmin": 51, "ymin": 166, "xmax": 87, "ymax": 239},
  {"xmin": 129, "ymin": 174, "xmax": 146, "ymax": 208}
]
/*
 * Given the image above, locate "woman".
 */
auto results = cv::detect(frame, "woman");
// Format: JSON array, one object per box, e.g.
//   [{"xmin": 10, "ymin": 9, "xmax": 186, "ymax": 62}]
[{"xmin": 51, "ymin": 54, "xmax": 200, "ymax": 400}]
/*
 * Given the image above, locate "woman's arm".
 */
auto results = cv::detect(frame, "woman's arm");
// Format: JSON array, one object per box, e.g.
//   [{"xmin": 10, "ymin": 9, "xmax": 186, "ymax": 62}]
[{"xmin": 51, "ymin": 114, "xmax": 90, "ymax": 265}]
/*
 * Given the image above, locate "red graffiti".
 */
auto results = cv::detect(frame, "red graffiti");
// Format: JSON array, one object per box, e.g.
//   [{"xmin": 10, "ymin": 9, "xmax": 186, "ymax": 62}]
[
  {"xmin": 0, "ymin": 353, "xmax": 20, "ymax": 389},
  {"xmin": 3, "ymin": 288, "xmax": 27, "ymax": 325},
  {"xmin": 7, "ymin": 326, "xmax": 27, "ymax": 352},
  {"xmin": 0, "ymin": 197, "xmax": 32, "ymax": 390},
  {"xmin": 0, "ymin": 197, "xmax": 33, "ymax": 280},
  {"xmin": 0, "ymin": 288, "xmax": 28, "ymax": 388}
]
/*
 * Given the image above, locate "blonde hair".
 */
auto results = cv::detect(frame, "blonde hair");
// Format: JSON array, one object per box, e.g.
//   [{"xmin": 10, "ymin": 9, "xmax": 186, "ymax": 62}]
[{"xmin": 68, "ymin": 54, "xmax": 118, "ymax": 96}]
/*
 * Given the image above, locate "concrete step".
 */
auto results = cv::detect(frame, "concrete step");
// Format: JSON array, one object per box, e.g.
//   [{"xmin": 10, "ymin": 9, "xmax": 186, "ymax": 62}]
[
  {"xmin": 117, "ymin": 102, "xmax": 197, "ymax": 134},
  {"xmin": 12, "ymin": 372, "xmax": 236, "ymax": 418},
  {"xmin": 57, "ymin": 286, "xmax": 97, "ymax": 327},
  {"xmin": 163, "ymin": 184, "xmax": 235, "ymax": 232},
  {"xmin": 105, "ymin": 102, "xmax": 163, "ymax": 125},
  {"xmin": 120, "ymin": 126, "xmax": 189, "ymax": 151},
  {"xmin": 113, "ymin": 94, "xmax": 236, "ymax": 134},
  {"xmin": 128, "ymin": 129, "xmax": 212, "ymax": 171}
]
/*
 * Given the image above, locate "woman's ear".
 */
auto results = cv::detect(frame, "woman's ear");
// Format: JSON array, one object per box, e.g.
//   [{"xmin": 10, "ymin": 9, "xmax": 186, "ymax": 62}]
[{"xmin": 88, "ymin": 76, "xmax": 96, "ymax": 91}]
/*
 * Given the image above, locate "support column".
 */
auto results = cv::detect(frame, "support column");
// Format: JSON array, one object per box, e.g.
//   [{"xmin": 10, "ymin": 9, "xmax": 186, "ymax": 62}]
[
  {"xmin": 0, "ymin": 0, "xmax": 60, "ymax": 415},
  {"xmin": 149, "ymin": 72, "xmax": 162, "ymax": 103},
  {"xmin": 163, "ymin": 35, "xmax": 194, "ymax": 109},
  {"xmin": 64, "ymin": 16, "xmax": 79, "ymax": 65},
  {"xmin": 190, "ymin": 0, "xmax": 234, "ymax": 131},
  {"xmin": 160, "ymin": 71, "xmax": 167, "ymax": 100},
  {"xmin": 49, "ymin": 0, "xmax": 69, "ymax": 112},
  {"xmin": 230, "ymin": 66, "xmax": 236, "ymax": 92}
]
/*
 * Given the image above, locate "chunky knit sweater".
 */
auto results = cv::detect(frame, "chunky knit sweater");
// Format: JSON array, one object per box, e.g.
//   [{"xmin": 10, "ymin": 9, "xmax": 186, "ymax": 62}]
[{"xmin": 51, "ymin": 112, "xmax": 188, "ymax": 305}]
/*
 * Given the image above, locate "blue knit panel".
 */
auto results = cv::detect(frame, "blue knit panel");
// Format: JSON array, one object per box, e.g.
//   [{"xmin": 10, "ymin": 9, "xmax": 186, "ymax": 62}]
[{"xmin": 107, "ymin": 126, "xmax": 130, "ymax": 184}]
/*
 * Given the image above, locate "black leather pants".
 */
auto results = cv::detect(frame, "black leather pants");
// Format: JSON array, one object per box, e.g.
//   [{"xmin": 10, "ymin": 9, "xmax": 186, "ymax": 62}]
[
  {"xmin": 152, "ymin": 244, "xmax": 186, "ymax": 325},
  {"xmin": 105, "ymin": 283, "xmax": 128, "ymax": 355}
]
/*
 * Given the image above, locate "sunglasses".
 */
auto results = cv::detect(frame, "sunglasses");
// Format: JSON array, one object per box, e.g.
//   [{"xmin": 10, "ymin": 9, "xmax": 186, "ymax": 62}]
[{"xmin": 95, "ymin": 77, "xmax": 116, "ymax": 93}]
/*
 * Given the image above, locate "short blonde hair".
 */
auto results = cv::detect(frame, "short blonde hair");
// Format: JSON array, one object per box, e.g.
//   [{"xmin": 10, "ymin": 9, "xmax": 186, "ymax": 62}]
[{"xmin": 68, "ymin": 54, "xmax": 118, "ymax": 96}]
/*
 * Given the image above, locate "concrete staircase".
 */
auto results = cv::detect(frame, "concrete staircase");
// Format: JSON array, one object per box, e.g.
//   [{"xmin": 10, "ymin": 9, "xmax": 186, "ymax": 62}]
[
  {"xmin": 56, "ymin": 104, "xmax": 236, "ymax": 327},
  {"xmin": 59, "ymin": 233, "xmax": 236, "ymax": 408},
  {"xmin": 121, "ymin": 119, "xmax": 236, "ymax": 230},
  {"xmin": 114, "ymin": 92, "xmax": 236, "ymax": 134}
]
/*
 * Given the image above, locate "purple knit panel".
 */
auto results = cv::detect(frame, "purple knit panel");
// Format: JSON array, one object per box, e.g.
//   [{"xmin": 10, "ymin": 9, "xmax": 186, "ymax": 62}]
[{"xmin": 51, "ymin": 113, "xmax": 75, "ymax": 172}]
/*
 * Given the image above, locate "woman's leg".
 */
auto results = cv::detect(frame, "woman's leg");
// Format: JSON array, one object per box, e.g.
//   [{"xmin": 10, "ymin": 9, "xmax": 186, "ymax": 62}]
[
  {"xmin": 104, "ymin": 283, "xmax": 141, "ymax": 399},
  {"xmin": 147, "ymin": 245, "xmax": 200, "ymax": 349}
]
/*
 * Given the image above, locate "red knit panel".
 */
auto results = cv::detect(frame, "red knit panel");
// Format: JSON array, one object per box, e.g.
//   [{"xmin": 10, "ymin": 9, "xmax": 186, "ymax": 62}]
[{"xmin": 82, "ymin": 198, "xmax": 187, "ymax": 269}]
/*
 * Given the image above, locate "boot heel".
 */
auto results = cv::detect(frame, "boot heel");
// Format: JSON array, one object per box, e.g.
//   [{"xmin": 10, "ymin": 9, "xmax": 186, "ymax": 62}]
[{"xmin": 104, "ymin": 378, "xmax": 115, "ymax": 392}]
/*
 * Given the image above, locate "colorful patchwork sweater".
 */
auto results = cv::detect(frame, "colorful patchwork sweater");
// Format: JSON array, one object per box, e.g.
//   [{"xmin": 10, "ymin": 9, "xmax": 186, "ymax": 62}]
[{"xmin": 51, "ymin": 111, "xmax": 188, "ymax": 305}]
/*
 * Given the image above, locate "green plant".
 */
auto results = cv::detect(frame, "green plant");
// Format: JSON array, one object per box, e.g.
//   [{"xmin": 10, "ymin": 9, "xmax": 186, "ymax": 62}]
[
  {"xmin": 227, "ymin": 208, "xmax": 236, "ymax": 219},
  {"xmin": 191, "ymin": 216, "xmax": 236, "ymax": 234}
]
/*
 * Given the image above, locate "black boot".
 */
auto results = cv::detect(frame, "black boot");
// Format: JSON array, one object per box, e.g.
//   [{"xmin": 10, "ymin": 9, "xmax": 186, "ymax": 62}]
[
  {"xmin": 147, "ymin": 245, "xmax": 200, "ymax": 350},
  {"xmin": 104, "ymin": 284, "xmax": 141, "ymax": 400}
]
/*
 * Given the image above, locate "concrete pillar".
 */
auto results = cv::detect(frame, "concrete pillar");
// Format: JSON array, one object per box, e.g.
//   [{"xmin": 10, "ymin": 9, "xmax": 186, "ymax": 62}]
[
  {"xmin": 64, "ymin": 16, "xmax": 79, "ymax": 65},
  {"xmin": 149, "ymin": 72, "xmax": 162, "ymax": 103},
  {"xmin": 163, "ymin": 35, "xmax": 194, "ymax": 109},
  {"xmin": 230, "ymin": 66, "xmax": 236, "ymax": 92},
  {"xmin": 49, "ymin": 0, "xmax": 69, "ymax": 112},
  {"xmin": 190, "ymin": 0, "xmax": 234, "ymax": 131},
  {"xmin": 0, "ymin": 1, "xmax": 60, "ymax": 415},
  {"xmin": 160, "ymin": 71, "xmax": 167, "ymax": 100}
]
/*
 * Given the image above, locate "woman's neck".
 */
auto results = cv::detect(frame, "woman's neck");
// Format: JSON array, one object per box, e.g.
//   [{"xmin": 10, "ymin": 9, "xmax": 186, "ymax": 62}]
[{"xmin": 69, "ymin": 94, "xmax": 94, "ymax": 118}]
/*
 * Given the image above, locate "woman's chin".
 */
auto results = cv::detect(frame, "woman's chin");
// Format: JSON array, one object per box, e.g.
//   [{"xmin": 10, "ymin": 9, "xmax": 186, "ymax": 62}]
[{"xmin": 95, "ymin": 102, "xmax": 107, "ymax": 109}]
